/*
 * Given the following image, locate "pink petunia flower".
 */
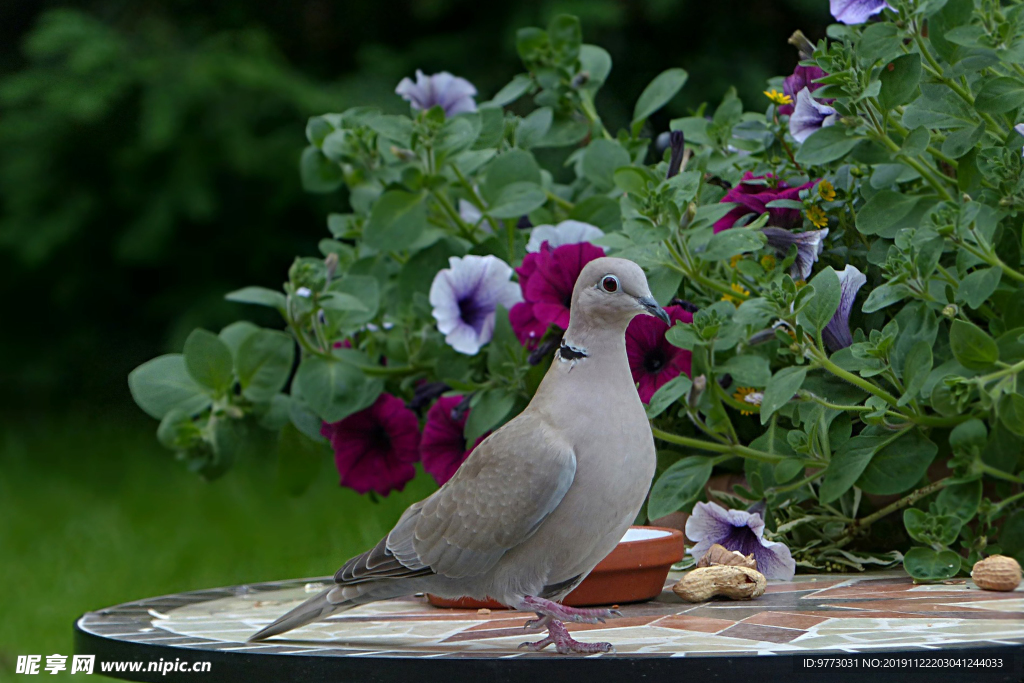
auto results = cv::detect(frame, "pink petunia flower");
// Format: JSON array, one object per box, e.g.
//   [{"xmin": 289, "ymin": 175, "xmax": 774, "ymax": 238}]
[
  {"xmin": 713, "ymin": 172, "xmax": 815, "ymax": 233},
  {"xmin": 321, "ymin": 394, "xmax": 421, "ymax": 496},
  {"xmin": 626, "ymin": 305, "xmax": 694, "ymax": 403},
  {"xmin": 420, "ymin": 395, "xmax": 487, "ymax": 486},
  {"xmin": 509, "ymin": 241, "xmax": 606, "ymax": 345}
]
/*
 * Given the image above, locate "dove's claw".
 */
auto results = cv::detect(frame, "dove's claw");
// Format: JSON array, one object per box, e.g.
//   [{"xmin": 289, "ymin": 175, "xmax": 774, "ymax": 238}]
[
  {"xmin": 523, "ymin": 615, "xmax": 552, "ymax": 631},
  {"xmin": 518, "ymin": 620, "xmax": 613, "ymax": 654}
]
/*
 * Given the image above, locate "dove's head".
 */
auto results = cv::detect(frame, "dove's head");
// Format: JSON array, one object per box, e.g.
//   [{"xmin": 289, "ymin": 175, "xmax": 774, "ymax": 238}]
[{"xmin": 568, "ymin": 257, "xmax": 670, "ymax": 331}]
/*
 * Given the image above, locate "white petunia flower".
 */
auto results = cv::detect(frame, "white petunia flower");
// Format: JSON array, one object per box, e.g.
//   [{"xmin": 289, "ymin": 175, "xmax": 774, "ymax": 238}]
[
  {"xmin": 526, "ymin": 220, "xmax": 605, "ymax": 253},
  {"xmin": 429, "ymin": 255, "xmax": 522, "ymax": 355}
]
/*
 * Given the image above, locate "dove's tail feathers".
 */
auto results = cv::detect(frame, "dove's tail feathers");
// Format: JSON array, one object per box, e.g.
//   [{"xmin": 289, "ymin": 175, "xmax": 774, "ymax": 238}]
[{"xmin": 247, "ymin": 587, "xmax": 356, "ymax": 642}]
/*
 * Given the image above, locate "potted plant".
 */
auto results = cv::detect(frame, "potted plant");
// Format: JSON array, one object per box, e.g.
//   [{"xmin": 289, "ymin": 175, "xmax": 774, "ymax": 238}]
[{"xmin": 129, "ymin": 2, "xmax": 1024, "ymax": 591}]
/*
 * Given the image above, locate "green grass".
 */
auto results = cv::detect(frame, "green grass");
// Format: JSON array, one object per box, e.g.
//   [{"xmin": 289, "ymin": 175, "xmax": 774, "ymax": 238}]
[{"xmin": 0, "ymin": 414, "xmax": 437, "ymax": 681}]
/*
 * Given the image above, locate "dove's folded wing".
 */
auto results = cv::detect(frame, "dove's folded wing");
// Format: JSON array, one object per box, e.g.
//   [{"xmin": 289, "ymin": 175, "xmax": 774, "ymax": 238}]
[{"xmin": 335, "ymin": 414, "xmax": 576, "ymax": 584}]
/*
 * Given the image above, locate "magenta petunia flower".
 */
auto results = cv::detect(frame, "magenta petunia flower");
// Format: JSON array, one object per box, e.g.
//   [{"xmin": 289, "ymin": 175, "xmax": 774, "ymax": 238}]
[
  {"xmin": 713, "ymin": 172, "xmax": 815, "ymax": 233},
  {"xmin": 510, "ymin": 241, "xmax": 606, "ymax": 343},
  {"xmin": 626, "ymin": 305, "xmax": 694, "ymax": 403},
  {"xmin": 686, "ymin": 501, "xmax": 796, "ymax": 580},
  {"xmin": 321, "ymin": 393, "xmax": 421, "ymax": 496},
  {"xmin": 420, "ymin": 395, "xmax": 487, "ymax": 486},
  {"xmin": 779, "ymin": 65, "xmax": 829, "ymax": 117}
]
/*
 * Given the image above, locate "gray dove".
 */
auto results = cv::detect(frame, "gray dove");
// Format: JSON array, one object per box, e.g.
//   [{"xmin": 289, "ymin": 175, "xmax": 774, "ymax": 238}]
[{"xmin": 249, "ymin": 257, "xmax": 669, "ymax": 654}]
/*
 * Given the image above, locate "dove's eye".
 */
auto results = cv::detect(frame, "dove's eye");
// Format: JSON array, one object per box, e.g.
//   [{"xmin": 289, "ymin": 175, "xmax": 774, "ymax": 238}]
[{"xmin": 601, "ymin": 275, "xmax": 619, "ymax": 293}]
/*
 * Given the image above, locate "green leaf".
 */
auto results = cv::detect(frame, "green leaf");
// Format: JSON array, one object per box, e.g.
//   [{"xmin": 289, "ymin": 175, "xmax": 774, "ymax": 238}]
[
  {"xmin": 940, "ymin": 122, "xmax": 985, "ymax": 159},
  {"xmin": 293, "ymin": 356, "xmax": 378, "ymax": 423},
  {"xmin": 482, "ymin": 149, "xmax": 542, "ymax": 203},
  {"xmin": 319, "ymin": 292, "xmax": 368, "ymax": 312},
  {"xmin": 225, "ymin": 286, "xmax": 286, "ymax": 311},
  {"xmin": 936, "ymin": 480, "xmax": 982, "ymax": 522},
  {"xmin": 774, "ymin": 458, "xmax": 805, "ymax": 484},
  {"xmin": 582, "ymin": 139, "xmax": 631, "ymax": 191},
  {"xmin": 799, "ymin": 267, "xmax": 841, "ymax": 333},
  {"xmin": 903, "ymin": 547, "xmax": 961, "ymax": 581},
  {"xmin": 795, "ymin": 127, "xmax": 861, "ymax": 165},
  {"xmin": 465, "ymin": 389, "xmax": 515, "ymax": 444},
  {"xmin": 299, "ymin": 146, "xmax": 343, "ymax": 193},
  {"xmin": 957, "ymin": 267, "xmax": 1001, "ymax": 309},
  {"xmin": 579, "ymin": 45, "xmax": 612, "ymax": 92},
  {"xmin": 859, "ymin": 22, "xmax": 903, "ymax": 64},
  {"xmin": 515, "ymin": 107, "xmax": 553, "ymax": 149},
  {"xmin": 899, "ymin": 341, "xmax": 933, "ymax": 407},
  {"xmin": 128, "ymin": 354, "xmax": 212, "ymax": 420},
  {"xmin": 435, "ymin": 116, "xmax": 479, "ymax": 158},
  {"xmin": 949, "ymin": 319, "xmax": 998, "ymax": 370},
  {"xmin": 632, "ymin": 68, "xmax": 688, "ymax": 126},
  {"xmin": 862, "ymin": 283, "xmax": 910, "ymax": 313},
  {"xmin": 856, "ymin": 429, "xmax": 937, "ymax": 495},
  {"xmin": 902, "ymin": 84, "xmax": 978, "ymax": 130},
  {"xmin": 998, "ymin": 392, "xmax": 1024, "ymax": 436},
  {"xmin": 856, "ymin": 190, "xmax": 920, "ymax": 237},
  {"xmin": 760, "ymin": 366, "xmax": 808, "ymax": 424},
  {"xmin": 974, "ymin": 77, "xmax": 1024, "ymax": 114},
  {"xmin": 718, "ymin": 355, "xmax": 771, "ymax": 387},
  {"xmin": 487, "ymin": 182, "xmax": 547, "ymax": 219},
  {"xmin": 363, "ymin": 190, "xmax": 427, "ymax": 251},
  {"xmin": 489, "ymin": 75, "xmax": 532, "ymax": 107},
  {"xmin": 236, "ymin": 330, "xmax": 295, "ymax": 403},
  {"xmin": 819, "ymin": 434, "xmax": 892, "ymax": 504},
  {"xmin": 904, "ymin": 508, "xmax": 962, "ymax": 546},
  {"xmin": 219, "ymin": 321, "xmax": 259, "ymax": 361},
  {"xmin": 613, "ymin": 167, "xmax": 650, "ymax": 195},
  {"xmin": 647, "ymin": 456, "xmax": 713, "ymax": 519},
  {"xmin": 701, "ymin": 228, "xmax": 766, "ymax": 261},
  {"xmin": 183, "ymin": 329, "xmax": 234, "ymax": 394},
  {"xmin": 547, "ymin": 14, "xmax": 582, "ymax": 62},
  {"xmin": 879, "ymin": 53, "xmax": 922, "ymax": 109},
  {"xmin": 277, "ymin": 422, "xmax": 326, "ymax": 496},
  {"xmin": 645, "ymin": 374, "xmax": 692, "ymax": 419},
  {"xmin": 999, "ymin": 510, "xmax": 1024, "ymax": 562},
  {"xmin": 327, "ymin": 275, "xmax": 380, "ymax": 329}
]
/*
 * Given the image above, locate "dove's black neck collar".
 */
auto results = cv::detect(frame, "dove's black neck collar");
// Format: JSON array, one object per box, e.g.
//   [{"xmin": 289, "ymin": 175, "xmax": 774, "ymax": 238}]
[{"xmin": 557, "ymin": 342, "xmax": 588, "ymax": 362}]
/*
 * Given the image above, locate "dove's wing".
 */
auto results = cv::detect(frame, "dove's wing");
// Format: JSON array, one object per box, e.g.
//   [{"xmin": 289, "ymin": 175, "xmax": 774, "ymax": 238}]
[{"xmin": 335, "ymin": 413, "xmax": 576, "ymax": 584}]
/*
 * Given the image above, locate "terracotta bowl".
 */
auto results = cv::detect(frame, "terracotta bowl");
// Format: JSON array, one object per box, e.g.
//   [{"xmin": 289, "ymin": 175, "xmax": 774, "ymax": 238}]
[{"xmin": 427, "ymin": 525, "xmax": 684, "ymax": 609}]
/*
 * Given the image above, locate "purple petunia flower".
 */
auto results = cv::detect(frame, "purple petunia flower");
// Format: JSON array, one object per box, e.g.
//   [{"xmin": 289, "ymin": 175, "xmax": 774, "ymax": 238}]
[
  {"xmin": 779, "ymin": 65, "xmax": 830, "ymax": 117},
  {"xmin": 395, "ymin": 70, "xmax": 477, "ymax": 117},
  {"xmin": 822, "ymin": 264, "xmax": 866, "ymax": 352},
  {"xmin": 685, "ymin": 501, "xmax": 796, "ymax": 580},
  {"xmin": 790, "ymin": 88, "xmax": 839, "ymax": 143},
  {"xmin": 830, "ymin": 0, "xmax": 891, "ymax": 24},
  {"xmin": 525, "ymin": 220, "xmax": 605, "ymax": 253},
  {"xmin": 429, "ymin": 255, "xmax": 522, "ymax": 355},
  {"xmin": 763, "ymin": 227, "xmax": 829, "ymax": 281}
]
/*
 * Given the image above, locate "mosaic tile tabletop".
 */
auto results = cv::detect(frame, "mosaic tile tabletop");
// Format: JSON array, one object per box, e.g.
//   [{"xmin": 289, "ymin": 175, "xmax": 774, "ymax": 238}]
[{"xmin": 76, "ymin": 570, "xmax": 1024, "ymax": 661}]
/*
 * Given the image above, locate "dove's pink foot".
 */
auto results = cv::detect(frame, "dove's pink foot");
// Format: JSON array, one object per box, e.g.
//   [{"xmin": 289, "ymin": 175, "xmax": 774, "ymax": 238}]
[
  {"xmin": 518, "ymin": 619, "xmax": 613, "ymax": 654},
  {"xmin": 518, "ymin": 595, "xmax": 621, "ymax": 624}
]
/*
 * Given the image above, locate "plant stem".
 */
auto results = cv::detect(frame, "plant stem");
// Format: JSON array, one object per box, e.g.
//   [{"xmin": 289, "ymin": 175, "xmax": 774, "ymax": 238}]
[
  {"xmin": 432, "ymin": 189, "xmax": 479, "ymax": 243},
  {"xmin": 808, "ymin": 349, "xmax": 901, "ymax": 408},
  {"xmin": 651, "ymin": 426, "xmax": 784, "ymax": 464},
  {"xmin": 834, "ymin": 477, "xmax": 951, "ymax": 549}
]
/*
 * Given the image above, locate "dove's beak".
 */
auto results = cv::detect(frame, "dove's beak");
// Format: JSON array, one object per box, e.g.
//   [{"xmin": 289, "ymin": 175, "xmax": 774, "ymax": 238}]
[{"xmin": 637, "ymin": 296, "xmax": 671, "ymax": 325}]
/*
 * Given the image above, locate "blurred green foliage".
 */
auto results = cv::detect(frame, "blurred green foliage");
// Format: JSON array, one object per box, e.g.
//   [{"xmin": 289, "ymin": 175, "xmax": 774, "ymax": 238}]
[{"xmin": 0, "ymin": 1, "xmax": 829, "ymax": 412}]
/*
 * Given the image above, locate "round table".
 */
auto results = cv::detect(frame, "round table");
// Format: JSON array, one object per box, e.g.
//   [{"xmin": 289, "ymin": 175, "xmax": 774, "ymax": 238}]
[{"xmin": 75, "ymin": 570, "xmax": 1024, "ymax": 682}]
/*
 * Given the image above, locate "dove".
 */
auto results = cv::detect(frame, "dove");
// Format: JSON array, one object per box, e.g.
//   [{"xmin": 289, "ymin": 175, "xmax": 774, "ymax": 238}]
[{"xmin": 249, "ymin": 257, "xmax": 670, "ymax": 654}]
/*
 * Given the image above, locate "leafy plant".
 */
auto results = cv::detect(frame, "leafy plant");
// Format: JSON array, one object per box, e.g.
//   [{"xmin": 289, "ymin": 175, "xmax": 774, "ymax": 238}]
[{"xmin": 129, "ymin": 3, "xmax": 1024, "ymax": 581}]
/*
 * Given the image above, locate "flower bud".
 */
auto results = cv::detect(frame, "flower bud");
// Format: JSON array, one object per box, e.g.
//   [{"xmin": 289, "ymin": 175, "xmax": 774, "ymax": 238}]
[
  {"xmin": 324, "ymin": 252, "xmax": 339, "ymax": 281},
  {"xmin": 788, "ymin": 30, "xmax": 815, "ymax": 59},
  {"xmin": 943, "ymin": 304, "xmax": 959, "ymax": 319},
  {"xmin": 688, "ymin": 374, "xmax": 707, "ymax": 409}
]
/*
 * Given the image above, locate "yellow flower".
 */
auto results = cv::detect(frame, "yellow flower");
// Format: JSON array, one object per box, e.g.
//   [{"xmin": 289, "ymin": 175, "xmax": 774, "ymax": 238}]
[
  {"xmin": 818, "ymin": 179, "xmax": 836, "ymax": 202},
  {"xmin": 763, "ymin": 89, "xmax": 793, "ymax": 106},
  {"xmin": 729, "ymin": 254, "xmax": 743, "ymax": 268},
  {"xmin": 721, "ymin": 282, "xmax": 749, "ymax": 305},
  {"xmin": 733, "ymin": 387, "xmax": 763, "ymax": 416},
  {"xmin": 806, "ymin": 205, "xmax": 828, "ymax": 228},
  {"xmin": 760, "ymin": 254, "xmax": 777, "ymax": 271}
]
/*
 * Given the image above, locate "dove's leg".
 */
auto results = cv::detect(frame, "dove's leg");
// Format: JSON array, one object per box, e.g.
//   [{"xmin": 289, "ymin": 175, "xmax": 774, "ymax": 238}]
[
  {"xmin": 518, "ymin": 619, "xmax": 613, "ymax": 654},
  {"xmin": 518, "ymin": 595, "xmax": 621, "ymax": 624},
  {"xmin": 514, "ymin": 596, "xmax": 618, "ymax": 654}
]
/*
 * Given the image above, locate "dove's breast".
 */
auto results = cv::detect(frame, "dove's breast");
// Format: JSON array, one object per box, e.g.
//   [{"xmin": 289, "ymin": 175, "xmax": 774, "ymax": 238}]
[{"xmin": 489, "ymin": 349, "xmax": 657, "ymax": 602}]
